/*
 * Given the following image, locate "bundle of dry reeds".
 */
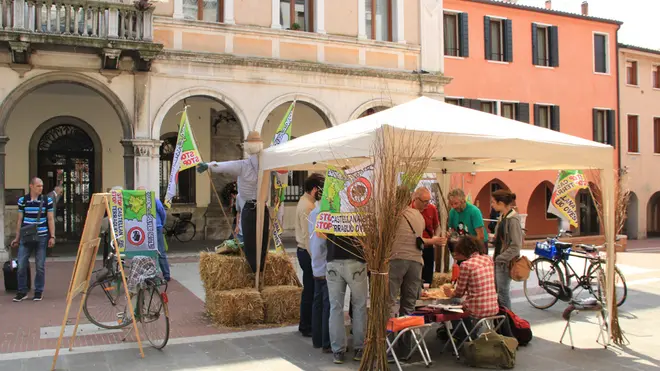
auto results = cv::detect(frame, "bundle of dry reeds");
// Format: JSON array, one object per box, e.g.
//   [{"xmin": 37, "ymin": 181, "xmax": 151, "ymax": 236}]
[
  {"xmin": 587, "ymin": 169, "xmax": 631, "ymax": 345},
  {"xmin": 347, "ymin": 127, "xmax": 436, "ymax": 370}
]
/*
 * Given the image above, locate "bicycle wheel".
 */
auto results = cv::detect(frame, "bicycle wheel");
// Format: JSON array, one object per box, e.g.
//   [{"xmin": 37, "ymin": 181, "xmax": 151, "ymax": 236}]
[
  {"xmin": 524, "ymin": 257, "xmax": 565, "ymax": 309},
  {"xmin": 140, "ymin": 285, "xmax": 170, "ymax": 349},
  {"xmin": 83, "ymin": 276, "xmax": 131, "ymax": 329},
  {"xmin": 587, "ymin": 262, "xmax": 627, "ymax": 307},
  {"xmin": 174, "ymin": 221, "xmax": 196, "ymax": 243}
]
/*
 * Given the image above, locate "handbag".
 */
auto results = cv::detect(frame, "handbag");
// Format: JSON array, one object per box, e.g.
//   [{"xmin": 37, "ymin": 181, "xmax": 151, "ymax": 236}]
[
  {"xmin": 19, "ymin": 195, "xmax": 44, "ymax": 246},
  {"xmin": 509, "ymin": 255, "xmax": 532, "ymax": 282},
  {"xmin": 403, "ymin": 215, "xmax": 424, "ymax": 251}
]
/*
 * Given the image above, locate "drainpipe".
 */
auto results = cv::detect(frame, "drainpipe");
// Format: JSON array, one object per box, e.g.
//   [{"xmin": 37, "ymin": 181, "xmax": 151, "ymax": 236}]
[{"xmin": 615, "ymin": 25, "xmax": 622, "ymax": 170}]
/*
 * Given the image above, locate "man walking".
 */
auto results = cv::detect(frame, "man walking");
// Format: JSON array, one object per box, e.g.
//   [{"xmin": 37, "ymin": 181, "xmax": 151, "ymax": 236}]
[
  {"xmin": 295, "ymin": 173, "xmax": 324, "ymax": 337},
  {"xmin": 11, "ymin": 177, "xmax": 55, "ymax": 302}
]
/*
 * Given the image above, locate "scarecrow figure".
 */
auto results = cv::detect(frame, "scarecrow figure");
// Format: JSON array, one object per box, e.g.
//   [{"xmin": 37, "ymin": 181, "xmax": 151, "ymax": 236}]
[{"xmin": 197, "ymin": 131, "xmax": 269, "ymax": 273}]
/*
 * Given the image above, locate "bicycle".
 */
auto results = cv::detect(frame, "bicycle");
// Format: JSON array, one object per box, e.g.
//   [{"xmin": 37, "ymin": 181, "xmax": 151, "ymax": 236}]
[
  {"xmin": 523, "ymin": 231, "xmax": 627, "ymax": 310},
  {"xmin": 163, "ymin": 212, "xmax": 196, "ymax": 243},
  {"xmin": 83, "ymin": 249, "xmax": 170, "ymax": 349}
]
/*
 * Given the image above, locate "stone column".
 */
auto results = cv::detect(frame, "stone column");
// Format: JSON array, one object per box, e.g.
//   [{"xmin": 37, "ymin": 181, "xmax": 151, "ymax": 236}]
[
  {"xmin": 357, "ymin": 0, "xmax": 366, "ymax": 39},
  {"xmin": 132, "ymin": 139, "xmax": 161, "ymax": 192},
  {"xmin": 223, "ymin": 0, "xmax": 235, "ymax": 24},
  {"xmin": 271, "ymin": 0, "xmax": 281, "ymax": 28},
  {"xmin": 420, "ymin": 0, "xmax": 444, "ymax": 73},
  {"xmin": 173, "ymin": 0, "xmax": 184, "ymax": 19},
  {"xmin": 314, "ymin": 0, "xmax": 325, "ymax": 34},
  {"xmin": 0, "ymin": 136, "xmax": 8, "ymax": 261}
]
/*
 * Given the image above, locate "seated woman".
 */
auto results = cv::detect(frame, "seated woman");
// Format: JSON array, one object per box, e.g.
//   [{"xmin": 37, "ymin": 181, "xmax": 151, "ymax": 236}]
[{"xmin": 443, "ymin": 235, "xmax": 499, "ymax": 320}]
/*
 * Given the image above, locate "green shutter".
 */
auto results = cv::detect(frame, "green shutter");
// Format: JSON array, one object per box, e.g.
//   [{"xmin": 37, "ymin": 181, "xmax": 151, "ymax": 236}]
[
  {"xmin": 515, "ymin": 103, "xmax": 530, "ymax": 123},
  {"xmin": 551, "ymin": 106, "xmax": 560, "ymax": 132},
  {"xmin": 504, "ymin": 19, "xmax": 513, "ymax": 62},
  {"xmin": 531, "ymin": 23, "xmax": 538, "ymax": 65},
  {"xmin": 549, "ymin": 26, "xmax": 559, "ymax": 67},
  {"xmin": 459, "ymin": 13, "xmax": 469, "ymax": 57},
  {"xmin": 484, "ymin": 16, "xmax": 491, "ymax": 60}
]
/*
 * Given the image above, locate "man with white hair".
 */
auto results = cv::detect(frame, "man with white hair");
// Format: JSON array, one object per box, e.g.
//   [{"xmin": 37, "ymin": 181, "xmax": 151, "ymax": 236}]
[{"xmin": 196, "ymin": 131, "xmax": 269, "ymax": 273}]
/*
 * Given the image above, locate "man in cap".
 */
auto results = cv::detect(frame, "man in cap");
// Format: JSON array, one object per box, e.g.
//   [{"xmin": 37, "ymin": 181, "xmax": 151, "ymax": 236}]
[{"xmin": 196, "ymin": 131, "xmax": 269, "ymax": 273}]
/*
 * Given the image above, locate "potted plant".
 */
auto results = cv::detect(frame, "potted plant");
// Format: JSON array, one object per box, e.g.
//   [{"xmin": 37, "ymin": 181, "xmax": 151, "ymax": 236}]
[{"xmin": 290, "ymin": 22, "xmax": 301, "ymax": 31}]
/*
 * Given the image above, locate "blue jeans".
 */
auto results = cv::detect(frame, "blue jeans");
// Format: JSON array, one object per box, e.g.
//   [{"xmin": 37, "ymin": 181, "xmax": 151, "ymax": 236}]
[
  {"xmin": 312, "ymin": 278, "xmax": 330, "ymax": 349},
  {"xmin": 18, "ymin": 236, "xmax": 48, "ymax": 294},
  {"xmin": 157, "ymin": 228, "xmax": 171, "ymax": 281},
  {"xmin": 297, "ymin": 248, "xmax": 315, "ymax": 334},
  {"xmin": 327, "ymin": 260, "xmax": 368, "ymax": 353},
  {"xmin": 495, "ymin": 263, "xmax": 511, "ymax": 309}
]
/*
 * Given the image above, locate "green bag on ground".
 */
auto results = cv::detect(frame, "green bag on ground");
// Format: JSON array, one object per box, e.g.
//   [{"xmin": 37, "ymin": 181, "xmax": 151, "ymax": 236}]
[{"xmin": 461, "ymin": 330, "xmax": 518, "ymax": 369}]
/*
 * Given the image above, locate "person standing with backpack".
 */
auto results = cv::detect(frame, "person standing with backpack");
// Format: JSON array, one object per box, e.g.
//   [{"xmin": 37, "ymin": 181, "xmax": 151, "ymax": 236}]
[
  {"xmin": 10, "ymin": 177, "xmax": 55, "ymax": 302},
  {"xmin": 490, "ymin": 190, "xmax": 523, "ymax": 309}
]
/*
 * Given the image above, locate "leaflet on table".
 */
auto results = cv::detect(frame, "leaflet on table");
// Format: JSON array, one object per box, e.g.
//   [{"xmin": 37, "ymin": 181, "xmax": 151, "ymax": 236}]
[{"xmin": 314, "ymin": 161, "xmax": 374, "ymax": 236}]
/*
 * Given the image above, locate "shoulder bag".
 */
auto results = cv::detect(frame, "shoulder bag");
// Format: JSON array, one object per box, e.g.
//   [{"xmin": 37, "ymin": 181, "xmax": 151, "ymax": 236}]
[
  {"xmin": 20, "ymin": 195, "xmax": 44, "ymax": 246},
  {"xmin": 403, "ymin": 215, "xmax": 425, "ymax": 251}
]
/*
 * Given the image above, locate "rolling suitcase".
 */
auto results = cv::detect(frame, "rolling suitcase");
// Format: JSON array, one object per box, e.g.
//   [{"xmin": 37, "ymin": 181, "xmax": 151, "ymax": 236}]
[{"xmin": 3, "ymin": 246, "xmax": 31, "ymax": 292}]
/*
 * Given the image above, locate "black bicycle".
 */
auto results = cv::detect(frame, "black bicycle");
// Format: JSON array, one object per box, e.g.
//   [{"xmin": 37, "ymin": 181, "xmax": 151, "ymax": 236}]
[
  {"xmin": 163, "ymin": 212, "xmax": 196, "ymax": 243},
  {"xmin": 523, "ymin": 232, "xmax": 627, "ymax": 310},
  {"xmin": 83, "ymin": 250, "xmax": 170, "ymax": 349}
]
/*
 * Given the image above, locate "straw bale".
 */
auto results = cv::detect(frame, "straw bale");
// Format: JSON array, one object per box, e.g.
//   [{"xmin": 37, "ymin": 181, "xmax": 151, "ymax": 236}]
[
  {"xmin": 431, "ymin": 272, "xmax": 452, "ymax": 288},
  {"xmin": 263, "ymin": 253, "xmax": 301, "ymax": 287},
  {"xmin": 206, "ymin": 288, "xmax": 264, "ymax": 326},
  {"xmin": 261, "ymin": 285, "xmax": 302, "ymax": 324},
  {"xmin": 199, "ymin": 252, "xmax": 252, "ymax": 291}
]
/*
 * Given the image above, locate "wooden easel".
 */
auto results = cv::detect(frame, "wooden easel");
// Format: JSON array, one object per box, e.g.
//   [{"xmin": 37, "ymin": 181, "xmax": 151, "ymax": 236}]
[{"xmin": 51, "ymin": 193, "xmax": 144, "ymax": 370}]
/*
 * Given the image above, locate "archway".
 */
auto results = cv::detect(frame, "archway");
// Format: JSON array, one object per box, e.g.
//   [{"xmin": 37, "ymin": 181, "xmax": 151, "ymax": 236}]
[
  {"xmin": 647, "ymin": 192, "xmax": 660, "ymax": 237},
  {"xmin": 577, "ymin": 184, "xmax": 600, "ymax": 236},
  {"xmin": 624, "ymin": 192, "xmax": 639, "ymax": 239},
  {"xmin": 526, "ymin": 181, "xmax": 558, "ymax": 237},
  {"xmin": 349, "ymin": 99, "xmax": 393, "ymax": 121},
  {"xmin": 30, "ymin": 117, "xmax": 102, "ymax": 239},
  {"xmin": 475, "ymin": 179, "xmax": 509, "ymax": 233}
]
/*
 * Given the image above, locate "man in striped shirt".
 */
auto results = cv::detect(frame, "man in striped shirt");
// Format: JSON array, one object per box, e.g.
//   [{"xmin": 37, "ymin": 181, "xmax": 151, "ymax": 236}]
[{"xmin": 10, "ymin": 177, "xmax": 56, "ymax": 302}]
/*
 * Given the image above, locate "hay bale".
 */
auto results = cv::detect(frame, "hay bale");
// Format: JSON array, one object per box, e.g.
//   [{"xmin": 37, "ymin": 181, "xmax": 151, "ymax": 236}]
[
  {"xmin": 262, "ymin": 285, "xmax": 302, "ymax": 324},
  {"xmin": 206, "ymin": 288, "xmax": 264, "ymax": 326},
  {"xmin": 431, "ymin": 272, "xmax": 452, "ymax": 288},
  {"xmin": 263, "ymin": 253, "xmax": 301, "ymax": 287},
  {"xmin": 199, "ymin": 252, "xmax": 252, "ymax": 291}
]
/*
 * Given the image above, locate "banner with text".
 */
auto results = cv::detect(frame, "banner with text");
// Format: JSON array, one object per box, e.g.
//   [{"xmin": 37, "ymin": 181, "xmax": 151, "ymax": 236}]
[
  {"xmin": 164, "ymin": 109, "xmax": 202, "ymax": 208},
  {"xmin": 315, "ymin": 162, "xmax": 374, "ymax": 236},
  {"xmin": 547, "ymin": 170, "xmax": 589, "ymax": 227},
  {"xmin": 110, "ymin": 190, "xmax": 158, "ymax": 253}
]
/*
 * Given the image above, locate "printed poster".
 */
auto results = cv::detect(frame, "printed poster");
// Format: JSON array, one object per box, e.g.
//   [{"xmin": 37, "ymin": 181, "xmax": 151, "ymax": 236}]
[
  {"xmin": 315, "ymin": 162, "xmax": 374, "ymax": 236},
  {"xmin": 547, "ymin": 170, "xmax": 589, "ymax": 227},
  {"xmin": 110, "ymin": 190, "xmax": 158, "ymax": 253}
]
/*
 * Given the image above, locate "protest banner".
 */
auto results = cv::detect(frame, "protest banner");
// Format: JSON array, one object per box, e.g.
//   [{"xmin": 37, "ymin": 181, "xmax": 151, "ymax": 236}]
[{"xmin": 547, "ymin": 170, "xmax": 589, "ymax": 227}]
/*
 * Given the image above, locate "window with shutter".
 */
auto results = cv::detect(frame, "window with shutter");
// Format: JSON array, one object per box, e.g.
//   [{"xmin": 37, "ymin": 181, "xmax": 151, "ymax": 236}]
[
  {"xmin": 501, "ymin": 103, "xmax": 515, "ymax": 119},
  {"xmin": 536, "ymin": 105, "xmax": 550, "ymax": 129},
  {"xmin": 480, "ymin": 101, "xmax": 496, "ymax": 114},
  {"xmin": 459, "ymin": 13, "xmax": 469, "ymax": 57},
  {"xmin": 627, "ymin": 115, "xmax": 639, "ymax": 153},
  {"xmin": 654, "ymin": 65, "xmax": 660, "ymax": 89},
  {"xmin": 654, "ymin": 118, "xmax": 660, "ymax": 153},
  {"xmin": 365, "ymin": 0, "xmax": 393, "ymax": 41},
  {"xmin": 626, "ymin": 61, "xmax": 638, "ymax": 85},
  {"xmin": 593, "ymin": 109, "xmax": 606, "ymax": 143},
  {"xmin": 594, "ymin": 33, "xmax": 608, "ymax": 73},
  {"xmin": 444, "ymin": 13, "xmax": 459, "ymax": 57},
  {"xmin": 280, "ymin": 0, "xmax": 314, "ymax": 31},
  {"xmin": 490, "ymin": 20, "xmax": 503, "ymax": 61},
  {"xmin": 515, "ymin": 103, "xmax": 530, "ymax": 123},
  {"xmin": 184, "ymin": 0, "xmax": 225, "ymax": 22},
  {"xmin": 484, "ymin": 17, "xmax": 510, "ymax": 62},
  {"xmin": 550, "ymin": 106, "xmax": 560, "ymax": 132},
  {"xmin": 606, "ymin": 110, "xmax": 616, "ymax": 147}
]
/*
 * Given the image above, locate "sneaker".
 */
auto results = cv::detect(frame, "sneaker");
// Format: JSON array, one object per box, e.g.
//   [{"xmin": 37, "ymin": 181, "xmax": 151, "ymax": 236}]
[
  {"xmin": 353, "ymin": 348, "xmax": 363, "ymax": 361},
  {"xmin": 33, "ymin": 292, "xmax": 43, "ymax": 301},
  {"xmin": 333, "ymin": 352, "xmax": 345, "ymax": 364},
  {"xmin": 13, "ymin": 293, "xmax": 27, "ymax": 302}
]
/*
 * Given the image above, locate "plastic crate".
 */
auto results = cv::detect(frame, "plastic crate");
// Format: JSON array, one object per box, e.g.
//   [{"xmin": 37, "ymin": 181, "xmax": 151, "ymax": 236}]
[{"xmin": 534, "ymin": 241, "xmax": 557, "ymax": 260}]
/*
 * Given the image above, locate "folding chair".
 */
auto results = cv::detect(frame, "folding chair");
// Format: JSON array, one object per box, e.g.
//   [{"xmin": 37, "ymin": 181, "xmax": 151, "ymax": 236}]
[
  {"xmin": 386, "ymin": 323, "xmax": 433, "ymax": 370},
  {"xmin": 560, "ymin": 300, "xmax": 608, "ymax": 349},
  {"xmin": 436, "ymin": 312, "xmax": 473, "ymax": 360}
]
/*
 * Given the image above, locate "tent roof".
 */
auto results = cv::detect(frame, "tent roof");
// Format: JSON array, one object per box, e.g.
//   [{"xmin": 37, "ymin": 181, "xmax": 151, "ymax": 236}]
[{"xmin": 260, "ymin": 96, "xmax": 614, "ymax": 173}]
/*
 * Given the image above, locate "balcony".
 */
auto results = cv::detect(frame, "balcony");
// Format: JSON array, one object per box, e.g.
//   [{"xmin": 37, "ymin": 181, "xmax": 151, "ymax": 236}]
[{"xmin": 0, "ymin": 0, "xmax": 162, "ymax": 71}]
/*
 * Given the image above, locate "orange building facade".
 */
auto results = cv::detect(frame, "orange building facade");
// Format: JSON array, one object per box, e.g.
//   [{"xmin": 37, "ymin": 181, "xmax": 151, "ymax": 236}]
[{"xmin": 442, "ymin": 0, "xmax": 621, "ymax": 237}]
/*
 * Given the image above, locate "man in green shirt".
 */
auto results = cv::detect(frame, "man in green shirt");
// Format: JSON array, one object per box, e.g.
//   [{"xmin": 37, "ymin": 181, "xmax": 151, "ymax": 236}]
[{"xmin": 439, "ymin": 188, "xmax": 488, "ymax": 255}]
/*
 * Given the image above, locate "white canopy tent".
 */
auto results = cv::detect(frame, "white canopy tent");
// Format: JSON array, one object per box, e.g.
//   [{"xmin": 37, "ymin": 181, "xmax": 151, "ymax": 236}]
[{"xmin": 253, "ymin": 96, "xmax": 617, "ymax": 336}]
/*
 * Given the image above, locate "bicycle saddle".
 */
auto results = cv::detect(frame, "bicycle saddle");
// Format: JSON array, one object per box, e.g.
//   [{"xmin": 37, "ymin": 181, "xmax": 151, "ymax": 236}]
[
  {"xmin": 578, "ymin": 244, "xmax": 598, "ymax": 253},
  {"xmin": 555, "ymin": 242, "xmax": 572, "ymax": 249}
]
